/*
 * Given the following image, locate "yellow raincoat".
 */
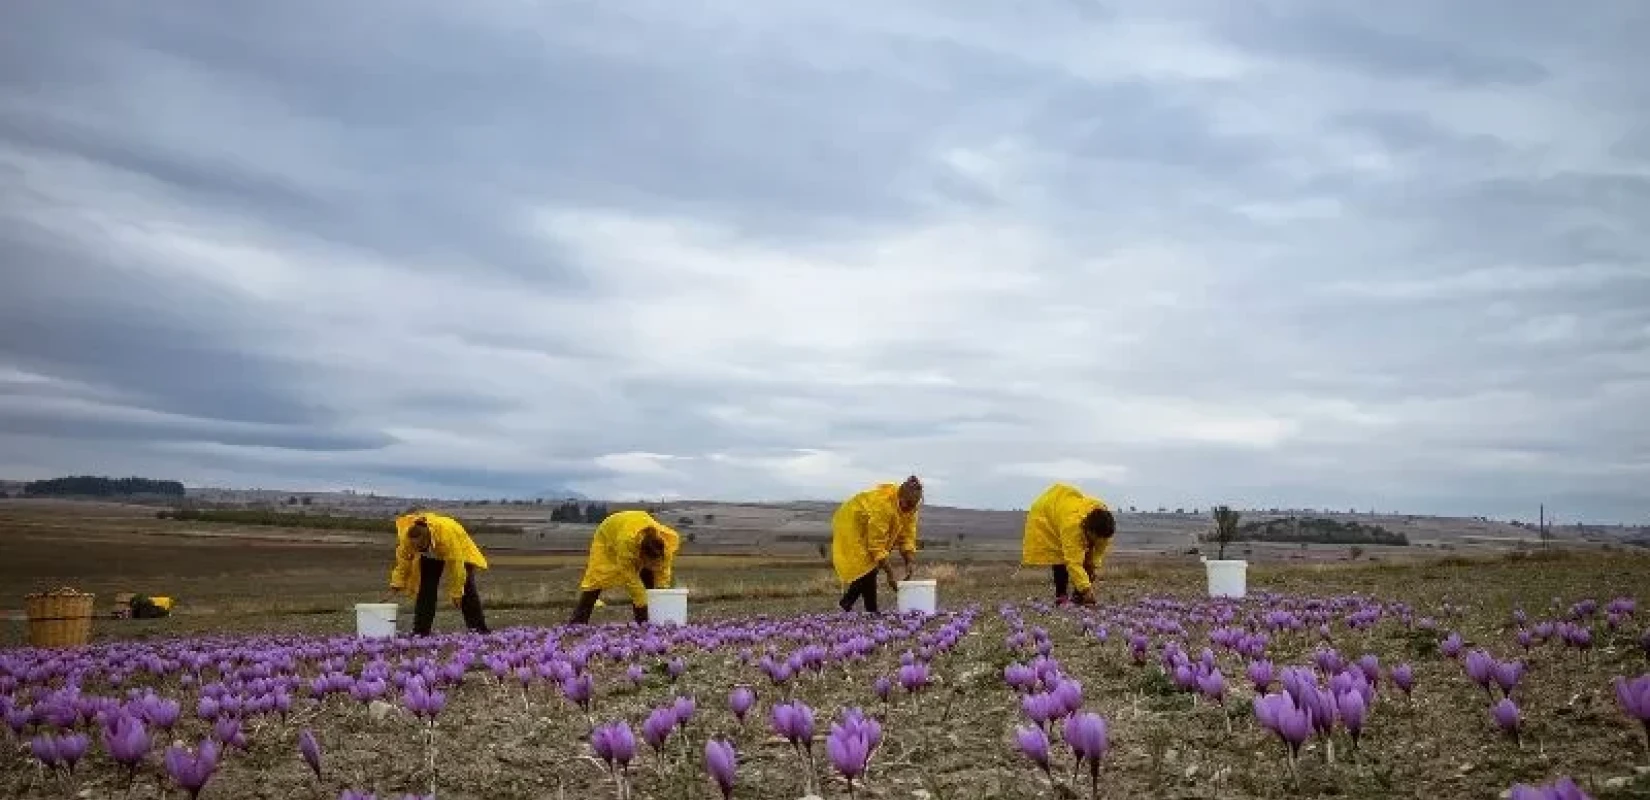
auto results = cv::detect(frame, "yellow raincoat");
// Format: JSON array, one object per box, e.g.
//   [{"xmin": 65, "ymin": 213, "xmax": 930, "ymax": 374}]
[
  {"xmin": 1021, "ymin": 484, "xmax": 1112, "ymax": 594},
  {"xmin": 390, "ymin": 512, "xmax": 489, "ymax": 602},
  {"xmin": 578, "ymin": 510, "xmax": 680, "ymax": 607},
  {"xmin": 831, "ymin": 483, "xmax": 920, "ymax": 586}
]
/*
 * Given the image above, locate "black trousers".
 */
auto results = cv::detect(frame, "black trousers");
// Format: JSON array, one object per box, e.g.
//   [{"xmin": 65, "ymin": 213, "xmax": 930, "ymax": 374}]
[
  {"xmin": 414, "ymin": 558, "xmax": 490, "ymax": 635},
  {"xmin": 570, "ymin": 568, "xmax": 654, "ymax": 624},
  {"xmin": 1052, "ymin": 565, "xmax": 1070, "ymax": 600},
  {"xmin": 839, "ymin": 569, "xmax": 880, "ymax": 613}
]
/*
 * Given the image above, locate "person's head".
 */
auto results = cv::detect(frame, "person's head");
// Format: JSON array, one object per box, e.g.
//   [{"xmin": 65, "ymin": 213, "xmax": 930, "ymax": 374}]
[
  {"xmin": 407, "ymin": 518, "xmax": 433, "ymax": 552},
  {"xmin": 1081, "ymin": 507, "xmax": 1116, "ymax": 541},
  {"xmin": 897, "ymin": 475, "xmax": 924, "ymax": 513},
  {"xmin": 638, "ymin": 528, "xmax": 667, "ymax": 565}
]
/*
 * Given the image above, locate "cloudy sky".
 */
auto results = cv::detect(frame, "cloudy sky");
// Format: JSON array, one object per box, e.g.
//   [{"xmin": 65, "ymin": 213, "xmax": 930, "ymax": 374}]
[{"xmin": 4, "ymin": 2, "xmax": 1647, "ymax": 522}]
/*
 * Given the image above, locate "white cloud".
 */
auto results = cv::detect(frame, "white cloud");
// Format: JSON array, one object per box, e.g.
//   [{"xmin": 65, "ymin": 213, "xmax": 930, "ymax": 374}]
[{"xmin": 2, "ymin": 0, "xmax": 1647, "ymax": 521}]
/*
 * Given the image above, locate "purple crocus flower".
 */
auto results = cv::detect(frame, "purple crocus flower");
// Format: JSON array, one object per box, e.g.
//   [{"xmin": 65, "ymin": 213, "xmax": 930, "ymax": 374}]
[
  {"xmin": 30, "ymin": 734, "xmax": 62, "ymax": 770},
  {"xmin": 626, "ymin": 664, "xmax": 645, "ymax": 687},
  {"xmin": 1015, "ymin": 725, "xmax": 1050, "ymax": 775},
  {"xmin": 1463, "ymin": 650, "xmax": 1496, "ymax": 695},
  {"xmin": 1248, "ymin": 660, "xmax": 1275, "ymax": 693},
  {"xmin": 103, "ymin": 713, "xmax": 150, "ymax": 773},
  {"xmin": 591, "ymin": 721, "xmax": 636, "ymax": 770},
  {"xmin": 1509, "ymin": 776, "xmax": 1593, "ymax": 800},
  {"xmin": 298, "ymin": 729, "xmax": 322, "ymax": 780},
  {"xmin": 1197, "ymin": 669, "xmax": 1227, "ymax": 706},
  {"xmin": 1441, "ymin": 632, "xmax": 1464, "ymax": 659},
  {"xmin": 672, "ymin": 694, "xmax": 697, "ymax": 729},
  {"xmin": 1390, "ymin": 664, "xmax": 1415, "ymax": 698},
  {"xmin": 642, "ymin": 706, "xmax": 676, "ymax": 752},
  {"xmin": 704, "ymin": 738, "xmax": 736, "ymax": 799},
  {"xmin": 873, "ymin": 675, "xmax": 893, "ymax": 703},
  {"xmin": 164, "ymin": 740, "xmax": 221, "ymax": 800},
  {"xmin": 897, "ymin": 662, "xmax": 931, "ymax": 694},
  {"xmin": 728, "ymin": 686, "xmax": 755, "ymax": 724},
  {"xmin": 667, "ymin": 658, "xmax": 686, "ymax": 682},
  {"xmin": 561, "ymin": 674, "xmax": 594, "ymax": 713},
  {"xmin": 1062, "ymin": 711, "xmax": 1109, "ymax": 795},
  {"xmin": 55, "ymin": 733, "xmax": 89, "ymax": 774},
  {"xmin": 825, "ymin": 721, "xmax": 872, "ymax": 783},
  {"xmin": 1612, "ymin": 674, "xmax": 1650, "ymax": 750},
  {"xmin": 1492, "ymin": 698, "xmax": 1522, "ymax": 744},
  {"xmin": 1336, "ymin": 690, "xmax": 1367, "ymax": 747},
  {"xmin": 1492, "ymin": 661, "xmax": 1525, "ymax": 698},
  {"xmin": 771, "ymin": 700, "xmax": 815, "ymax": 748}
]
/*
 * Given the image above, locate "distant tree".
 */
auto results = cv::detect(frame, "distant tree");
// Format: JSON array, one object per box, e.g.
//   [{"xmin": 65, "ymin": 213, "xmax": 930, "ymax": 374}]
[
  {"xmin": 584, "ymin": 503, "xmax": 608, "ymax": 524},
  {"xmin": 686, "ymin": 532, "xmax": 698, "ymax": 544},
  {"xmin": 816, "ymin": 542, "xmax": 829, "ymax": 560},
  {"xmin": 1211, "ymin": 505, "xmax": 1242, "ymax": 560},
  {"xmin": 300, "ymin": 496, "xmax": 313, "ymax": 506},
  {"xmin": 23, "ymin": 476, "xmax": 185, "ymax": 498},
  {"xmin": 1175, "ymin": 508, "xmax": 1185, "ymax": 515},
  {"xmin": 704, "ymin": 513, "xmax": 715, "ymax": 523},
  {"xmin": 676, "ymin": 516, "xmax": 695, "ymax": 527},
  {"xmin": 1349, "ymin": 546, "xmax": 1364, "ymax": 560},
  {"xmin": 287, "ymin": 496, "xmax": 299, "ymax": 505}
]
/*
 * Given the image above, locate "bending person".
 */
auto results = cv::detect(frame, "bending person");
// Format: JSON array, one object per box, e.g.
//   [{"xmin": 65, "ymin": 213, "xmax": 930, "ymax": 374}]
[
  {"xmin": 1020, "ymin": 483, "xmax": 1117, "ymax": 606},
  {"xmin": 831, "ymin": 475, "xmax": 923, "ymax": 613},
  {"xmin": 571, "ymin": 509, "xmax": 681, "ymax": 625},
  {"xmin": 389, "ymin": 512, "xmax": 492, "ymax": 635}
]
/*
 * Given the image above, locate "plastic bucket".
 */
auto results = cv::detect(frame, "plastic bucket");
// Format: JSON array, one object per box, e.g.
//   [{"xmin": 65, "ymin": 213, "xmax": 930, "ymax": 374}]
[
  {"xmin": 896, "ymin": 579, "xmax": 938, "ymax": 615},
  {"xmin": 1204, "ymin": 560, "xmax": 1248, "ymax": 599},
  {"xmin": 354, "ymin": 603, "xmax": 399, "ymax": 638},
  {"xmin": 647, "ymin": 589, "xmax": 689, "ymax": 626}
]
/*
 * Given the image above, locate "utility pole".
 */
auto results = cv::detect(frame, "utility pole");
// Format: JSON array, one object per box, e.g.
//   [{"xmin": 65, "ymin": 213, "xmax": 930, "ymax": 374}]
[{"xmin": 1539, "ymin": 503, "xmax": 1549, "ymax": 549}]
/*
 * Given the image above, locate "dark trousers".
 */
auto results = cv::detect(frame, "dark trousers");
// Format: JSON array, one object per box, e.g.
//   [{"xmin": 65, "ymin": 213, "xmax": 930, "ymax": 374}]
[
  {"xmin": 570, "ymin": 568, "xmax": 654, "ymax": 624},
  {"xmin": 1051, "ymin": 565, "xmax": 1070, "ymax": 600},
  {"xmin": 839, "ymin": 569, "xmax": 880, "ymax": 613},
  {"xmin": 414, "ymin": 558, "xmax": 490, "ymax": 635}
]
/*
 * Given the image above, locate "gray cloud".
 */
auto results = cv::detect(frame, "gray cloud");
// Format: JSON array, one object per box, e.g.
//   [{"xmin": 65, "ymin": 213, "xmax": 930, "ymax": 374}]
[{"xmin": 2, "ymin": 0, "xmax": 1647, "ymax": 522}]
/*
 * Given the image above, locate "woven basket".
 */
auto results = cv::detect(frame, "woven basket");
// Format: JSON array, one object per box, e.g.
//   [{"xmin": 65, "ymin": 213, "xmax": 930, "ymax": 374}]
[{"xmin": 24, "ymin": 587, "xmax": 95, "ymax": 648}]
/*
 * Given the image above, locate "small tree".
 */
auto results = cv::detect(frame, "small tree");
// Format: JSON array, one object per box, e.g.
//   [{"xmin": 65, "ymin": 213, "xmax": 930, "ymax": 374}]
[{"xmin": 1212, "ymin": 505, "xmax": 1241, "ymax": 560}]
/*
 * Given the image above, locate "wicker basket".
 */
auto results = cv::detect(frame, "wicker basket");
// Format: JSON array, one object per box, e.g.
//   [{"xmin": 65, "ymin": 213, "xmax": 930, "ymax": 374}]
[{"xmin": 24, "ymin": 587, "xmax": 95, "ymax": 648}]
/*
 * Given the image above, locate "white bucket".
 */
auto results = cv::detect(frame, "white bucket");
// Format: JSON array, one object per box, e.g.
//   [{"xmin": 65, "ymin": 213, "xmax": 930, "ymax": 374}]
[
  {"xmin": 1204, "ymin": 560, "xmax": 1248, "ymax": 599},
  {"xmin": 647, "ymin": 589, "xmax": 689, "ymax": 626},
  {"xmin": 896, "ymin": 579, "xmax": 938, "ymax": 615},
  {"xmin": 354, "ymin": 603, "xmax": 399, "ymax": 638}
]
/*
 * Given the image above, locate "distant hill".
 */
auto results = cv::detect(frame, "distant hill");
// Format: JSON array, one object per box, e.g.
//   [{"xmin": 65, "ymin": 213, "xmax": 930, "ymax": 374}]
[{"xmin": 534, "ymin": 488, "xmax": 589, "ymax": 501}]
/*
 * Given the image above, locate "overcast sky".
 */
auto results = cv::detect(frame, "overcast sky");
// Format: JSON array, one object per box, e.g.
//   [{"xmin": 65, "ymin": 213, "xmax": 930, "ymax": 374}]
[{"xmin": 3, "ymin": 2, "xmax": 1647, "ymax": 522}]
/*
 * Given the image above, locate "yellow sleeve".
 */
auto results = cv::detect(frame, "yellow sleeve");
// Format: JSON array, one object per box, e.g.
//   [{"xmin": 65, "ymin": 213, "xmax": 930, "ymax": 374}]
[
  {"xmin": 1090, "ymin": 537, "xmax": 1114, "ymax": 577},
  {"xmin": 1059, "ymin": 516, "xmax": 1093, "ymax": 592},
  {"xmin": 443, "ymin": 560, "xmax": 468, "ymax": 601},
  {"xmin": 389, "ymin": 518, "xmax": 414, "ymax": 590},
  {"xmin": 615, "ymin": 533, "xmax": 648, "ymax": 607},
  {"xmin": 863, "ymin": 495, "xmax": 895, "ymax": 563},
  {"xmin": 899, "ymin": 508, "xmax": 920, "ymax": 554},
  {"xmin": 389, "ymin": 539, "xmax": 414, "ymax": 590}
]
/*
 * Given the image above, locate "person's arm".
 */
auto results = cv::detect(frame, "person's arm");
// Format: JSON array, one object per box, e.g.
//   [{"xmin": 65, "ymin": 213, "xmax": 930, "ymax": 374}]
[
  {"xmin": 1060, "ymin": 518, "xmax": 1093, "ymax": 597},
  {"xmin": 899, "ymin": 508, "xmax": 920, "ymax": 579},
  {"xmin": 443, "ymin": 562, "xmax": 468, "ymax": 606},
  {"xmin": 388, "ymin": 534, "xmax": 413, "ymax": 595},
  {"xmin": 656, "ymin": 546, "xmax": 675, "ymax": 589}
]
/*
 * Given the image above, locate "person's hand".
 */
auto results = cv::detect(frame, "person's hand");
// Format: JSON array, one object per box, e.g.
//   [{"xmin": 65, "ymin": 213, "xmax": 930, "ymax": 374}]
[
  {"xmin": 903, "ymin": 564, "xmax": 915, "ymax": 581},
  {"xmin": 1074, "ymin": 588, "xmax": 1097, "ymax": 606},
  {"xmin": 885, "ymin": 571, "xmax": 899, "ymax": 594}
]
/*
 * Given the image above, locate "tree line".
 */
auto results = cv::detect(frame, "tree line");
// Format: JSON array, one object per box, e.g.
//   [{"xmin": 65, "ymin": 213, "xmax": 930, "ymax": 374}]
[
  {"xmin": 1216, "ymin": 516, "xmax": 1409, "ymax": 546},
  {"xmin": 23, "ymin": 476, "xmax": 186, "ymax": 497},
  {"xmin": 158, "ymin": 507, "xmax": 528, "ymax": 536},
  {"xmin": 549, "ymin": 501, "xmax": 610, "ymax": 523}
]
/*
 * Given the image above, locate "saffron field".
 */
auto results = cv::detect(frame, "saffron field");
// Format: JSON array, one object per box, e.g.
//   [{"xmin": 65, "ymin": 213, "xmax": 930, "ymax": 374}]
[{"xmin": 4, "ymin": 552, "xmax": 1650, "ymax": 799}]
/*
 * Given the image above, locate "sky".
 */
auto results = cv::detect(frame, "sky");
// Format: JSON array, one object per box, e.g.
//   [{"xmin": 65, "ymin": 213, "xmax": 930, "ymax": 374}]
[{"xmin": 3, "ymin": 2, "xmax": 1648, "ymax": 523}]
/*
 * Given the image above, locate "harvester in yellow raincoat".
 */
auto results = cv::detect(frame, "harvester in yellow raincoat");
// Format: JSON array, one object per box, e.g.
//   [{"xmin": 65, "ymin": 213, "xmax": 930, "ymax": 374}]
[
  {"xmin": 1021, "ymin": 483, "xmax": 1116, "ymax": 606},
  {"xmin": 831, "ymin": 476, "xmax": 924, "ymax": 613},
  {"xmin": 389, "ymin": 512, "xmax": 491, "ymax": 635},
  {"xmin": 571, "ymin": 510, "xmax": 681, "ymax": 624}
]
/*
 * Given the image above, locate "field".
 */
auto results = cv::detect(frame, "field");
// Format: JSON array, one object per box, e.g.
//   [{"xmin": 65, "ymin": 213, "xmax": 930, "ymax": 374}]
[{"xmin": 3, "ymin": 501, "xmax": 1650, "ymax": 799}]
